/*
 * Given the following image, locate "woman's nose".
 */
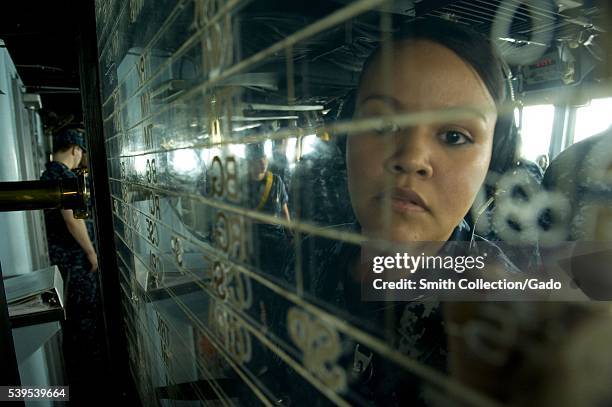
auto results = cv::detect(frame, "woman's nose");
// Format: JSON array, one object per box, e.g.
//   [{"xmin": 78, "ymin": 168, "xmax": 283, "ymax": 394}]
[{"xmin": 384, "ymin": 129, "xmax": 434, "ymax": 178}]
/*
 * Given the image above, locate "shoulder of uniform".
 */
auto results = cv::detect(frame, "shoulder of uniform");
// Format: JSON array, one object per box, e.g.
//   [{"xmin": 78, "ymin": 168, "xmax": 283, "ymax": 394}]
[{"xmin": 40, "ymin": 162, "xmax": 76, "ymax": 180}]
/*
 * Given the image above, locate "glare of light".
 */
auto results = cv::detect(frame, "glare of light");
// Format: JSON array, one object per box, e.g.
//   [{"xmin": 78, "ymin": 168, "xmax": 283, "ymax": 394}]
[
  {"xmin": 170, "ymin": 149, "xmax": 198, "ymax": 173},
  {"xmin": 301, "ymin": 134, "xmax": 318, "ymax": 156},
  {"xmin": 514, "ymin": 107, "xmax": 520, "ymax": 126},
  {"xmin": 264, "ymin": 139, "xmax": 273, "ymax": 158},
  {"xmin": 498, "ymin": 37, "xmax": 546, "ymax": 46},
  {"xmin": 199, "ymin": 148, "xmax": 211, "ymax": 163},
  {"xmin": 227, "ymin": 143, "xmax": 245, "ymax": 159},
  {"xmin": 520, "ymin": 104, "xmax": 555, "ymax": 162},
  {"xmin": 134, "ymin": 155, "xmax": 148, "ymax": 174},
  {"xmin": 286, "ymin": 137, "xmax": 297, "ymax": 162},
  {"xmin": 574, "ymin": 97, "xmax": 612, "ymax": 144}
]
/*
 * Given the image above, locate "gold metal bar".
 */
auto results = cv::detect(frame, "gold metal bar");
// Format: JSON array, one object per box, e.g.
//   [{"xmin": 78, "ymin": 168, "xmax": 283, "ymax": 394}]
[{"xmin": 0, "ymin": 174, "xmax": 89, "ymax": 218}]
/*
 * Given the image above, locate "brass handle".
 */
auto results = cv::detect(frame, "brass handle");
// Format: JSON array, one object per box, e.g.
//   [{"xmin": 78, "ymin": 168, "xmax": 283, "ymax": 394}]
[{"xmin": 0, "ymin": 172, "xmax": 90, "ymax": 218}]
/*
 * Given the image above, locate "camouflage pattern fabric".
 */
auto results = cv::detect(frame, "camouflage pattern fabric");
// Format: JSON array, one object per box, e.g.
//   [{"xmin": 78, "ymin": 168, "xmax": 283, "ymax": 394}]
[
  {"xmin": 272, "ymin": 223, "xmax": 522, "ymax": 406},
  {"xmin": 249, "ymin": 173, "xmax": 292, "ymax": 277},
  {"xmin": 40, "ymin": 161, "xmax": 104, "ymax": 381}
]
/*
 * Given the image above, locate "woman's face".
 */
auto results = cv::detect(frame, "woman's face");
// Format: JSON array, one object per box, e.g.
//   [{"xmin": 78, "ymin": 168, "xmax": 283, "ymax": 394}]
[{"xmin": 348, "ymin": 40, "xmax": 497, "ymax": 242}]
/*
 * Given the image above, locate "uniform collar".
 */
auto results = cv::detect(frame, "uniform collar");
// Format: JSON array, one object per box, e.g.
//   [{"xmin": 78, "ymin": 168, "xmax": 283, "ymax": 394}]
[{"xmin": 46, "ymin": 161, "xmax": 71, "ymax": 171}]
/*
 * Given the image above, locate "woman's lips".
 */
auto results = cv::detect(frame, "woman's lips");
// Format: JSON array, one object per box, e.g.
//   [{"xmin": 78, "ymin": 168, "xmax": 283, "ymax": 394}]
[
  {"xmin": 391, "ymin": 198, "xmax": 427, "ymax": 213},
  {"xmin": 377, "ymin": 187, "xmax": 429, "ymax": 213}
]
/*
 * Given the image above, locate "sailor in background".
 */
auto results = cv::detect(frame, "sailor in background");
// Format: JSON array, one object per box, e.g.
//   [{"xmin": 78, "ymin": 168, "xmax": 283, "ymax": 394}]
[
  {"xmin": 246, "ymin": 142, "xmax": 292, "ymax": 276},
  {"xmin": 40, "ymin": 128, "xmax": 105, "ymax": 399}
]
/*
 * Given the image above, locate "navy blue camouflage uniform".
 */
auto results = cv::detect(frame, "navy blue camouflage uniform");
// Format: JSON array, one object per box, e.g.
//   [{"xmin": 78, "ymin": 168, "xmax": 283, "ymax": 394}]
[
  {"xmin": 248, "ymin": 172, "xmax": 291, "ymax": 276},
  {"xmin": 267, "ymin": 222, "xmax": 522, "ymax": 406},
  {"xmin": 40, "ymin": 158, "xmax": 103, "ymax": 380}
]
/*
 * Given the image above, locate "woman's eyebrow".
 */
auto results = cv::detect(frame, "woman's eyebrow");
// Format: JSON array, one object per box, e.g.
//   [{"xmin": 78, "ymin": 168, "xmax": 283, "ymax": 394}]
[
  {"xmin": 358, "ymin": 94, "xmax": 402, "ymax": 109},
  {"xmin": 359, "ymin": 94, "xmax": 493, "ymax": 124}
]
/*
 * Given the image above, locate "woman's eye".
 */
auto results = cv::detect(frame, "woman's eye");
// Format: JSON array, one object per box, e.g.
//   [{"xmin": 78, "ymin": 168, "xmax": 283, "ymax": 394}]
[{"xmin": 440, "ymin": 130, "xmax": 472, "ymax": 145}]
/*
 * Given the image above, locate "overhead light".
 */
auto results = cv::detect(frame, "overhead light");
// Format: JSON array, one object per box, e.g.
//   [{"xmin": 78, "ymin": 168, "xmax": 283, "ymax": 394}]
[
  {"xmin": 24, "ymin": 94, "xmax": 42, "ymax": 110},
  {"xmin": 245, "ymin": 103, "xmax": 324, "ymax": 111},
  {"xmin": 583, "ymin": 34, "xmax": 596, "ymax": 47},
  {"xmin": 498, "ymin": 37, "xmax": 547, "ymax": 47},
  {"xmin": 233, "ymin": 115, "xmax": 299, "ymax": 121},
  {"xmin": 233, "ymin": 123, "xmax": 261, "ymax": 132}
]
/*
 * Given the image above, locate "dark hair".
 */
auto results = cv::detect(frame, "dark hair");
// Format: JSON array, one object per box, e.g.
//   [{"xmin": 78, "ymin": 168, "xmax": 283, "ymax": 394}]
[{"xmin": 349, "ymin": 18, "xmax": 519, "ymax": 173}]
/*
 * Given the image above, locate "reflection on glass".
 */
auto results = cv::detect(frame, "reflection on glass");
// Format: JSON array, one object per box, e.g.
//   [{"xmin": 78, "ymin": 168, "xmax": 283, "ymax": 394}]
[
  {"xmin": 169, "ymin": 149, "xmax": 198, "ymax": 174},
  {"xmin": 574, "ymin": 97, "xmax": 612, "ymax": 144},
  {"xmin": 520, "ymin": 104, "xmax": 554, "ymax": 162},
  {"xmin": 95, "ymin": 0, "xmax": 612, "ymax": 405}
]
